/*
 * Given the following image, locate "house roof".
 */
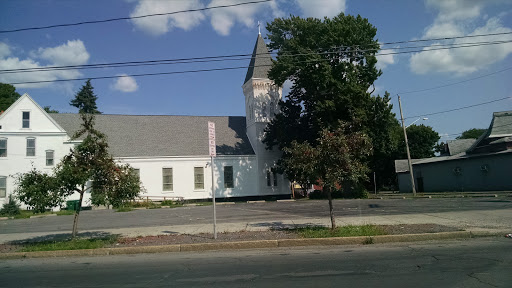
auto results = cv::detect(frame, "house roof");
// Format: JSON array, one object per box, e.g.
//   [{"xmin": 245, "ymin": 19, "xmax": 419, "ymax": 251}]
[
  {"xmin": 394, "ymin": 159, "xmax": 428, "ymax": 173},
  {"xmin": 50, "ymin": 114, "xmax": 255, "ymax": 157},
  {"xmin": 467, "ymin": 110, "xmax": 512, "ymax": 153},
  {"xmin": 446, "ymin": 139, "xmax": 476, "ymax": 155},
  {"xmin": 244, "ymin": 34, "xmax": 273, "ymax": 84}
]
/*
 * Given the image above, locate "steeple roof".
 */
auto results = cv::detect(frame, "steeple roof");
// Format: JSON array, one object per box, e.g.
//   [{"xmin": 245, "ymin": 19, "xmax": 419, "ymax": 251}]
[{"xmin": 244, "ymin": 34, "xmax": 273, "ymax": 84}]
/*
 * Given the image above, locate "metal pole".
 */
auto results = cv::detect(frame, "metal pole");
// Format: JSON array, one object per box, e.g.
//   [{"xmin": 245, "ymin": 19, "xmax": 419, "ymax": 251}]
[
  {"xmin": 398, "ymin": 95, "xmax": 416, "ymax": 196},
  {"xmin": 373, "ymin": 172, "xmax": 377, "ymax": 195},
  {"xmin": 211, "ymin": 156, "xmax": 217, "ymax": 239}
]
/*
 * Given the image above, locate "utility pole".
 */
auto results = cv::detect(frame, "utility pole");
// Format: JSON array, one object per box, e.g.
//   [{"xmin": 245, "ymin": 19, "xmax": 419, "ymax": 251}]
[{"xmin": 398, "ymin": 94, "xmax": 417, "ymax": 196}]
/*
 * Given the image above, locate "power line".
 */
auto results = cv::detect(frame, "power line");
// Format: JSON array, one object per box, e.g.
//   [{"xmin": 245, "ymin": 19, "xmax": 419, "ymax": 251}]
[
  {"xmin": 0, "ymin": 0, "xmax": 272, "ymax": 33},
  {"xmin": 440, "ymin": 121, "xmax": 512, "ymax": 138},
  {"xmin": 378, "ymin": 31, "xmax": 512, "ymax": 46},
  {"xmin": 404, "ymin": 97, "xmax": 512, "ymax": 120},
  {"xmin": 398, "ymin": 66, "xmax": 512, "ymax": 95},
  {"xmin": 2, "ymin": 39, "xmax": 511, "ymax": 75}
]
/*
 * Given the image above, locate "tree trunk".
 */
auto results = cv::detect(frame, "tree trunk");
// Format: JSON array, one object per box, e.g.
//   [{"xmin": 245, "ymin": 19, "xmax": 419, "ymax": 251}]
[
  {"xmin": 327, "ymin": 187, "xmax": 336, "ymax": 229},
  {"xmin": 71, "ymin": 186, "xmax": 85, "ymax": 238}
]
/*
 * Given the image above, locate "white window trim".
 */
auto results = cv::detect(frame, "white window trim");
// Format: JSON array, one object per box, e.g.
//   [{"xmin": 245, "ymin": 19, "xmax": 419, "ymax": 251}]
[
  {"xmin": 22, "ymin": 111, "xmax": 31, "ymax": 129},
  {"xmin": 162, "ymin": 167, "xmax": 174, "ymax": 193},
  {"xmin": 0, "ymin": 138, "xmax": 7, "ymax": 158},
  {"xmin": 26, "ymin": 137, "xmax": 36, "ymax": 157},
  {"xmin": 193, "ymin": 166, "xmax": 205, "ymax": 191},
  {"xmin": 224, "ymin": 166, "xmax": 234, "ymax": 189},
  {"xmin": 0, "ymin": 176, "xmax": 6, "ymax": 198},
  {"xmin": 45, "ymin": 150, "xmax": 55, "ymax": 166}
]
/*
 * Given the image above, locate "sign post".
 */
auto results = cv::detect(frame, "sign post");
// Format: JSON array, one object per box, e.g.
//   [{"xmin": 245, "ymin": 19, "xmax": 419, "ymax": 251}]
[{"xmin": 208, "ymin": 121, "xmax": 217, "ymax": 239}]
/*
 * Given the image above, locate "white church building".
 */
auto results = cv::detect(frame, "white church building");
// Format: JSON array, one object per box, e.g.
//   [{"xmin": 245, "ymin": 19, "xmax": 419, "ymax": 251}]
[{"xmin": 0, "ymin": 34, "xmax": 291, "ymax": 207}]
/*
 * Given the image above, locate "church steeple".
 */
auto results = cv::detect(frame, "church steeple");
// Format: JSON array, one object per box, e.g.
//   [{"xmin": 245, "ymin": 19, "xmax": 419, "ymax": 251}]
[{"xmin": 244, "ymin": 34, "xmax": 273, "ymax": 84}]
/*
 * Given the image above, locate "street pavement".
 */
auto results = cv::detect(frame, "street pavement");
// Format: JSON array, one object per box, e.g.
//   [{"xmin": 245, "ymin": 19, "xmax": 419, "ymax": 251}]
[
  {"xmin": 1, "ymin": 237, "xmax": 511, "ymax": 287},
  {"xmin": 1, "ymin": 197, "xmax": 511, "ymax": 243}
]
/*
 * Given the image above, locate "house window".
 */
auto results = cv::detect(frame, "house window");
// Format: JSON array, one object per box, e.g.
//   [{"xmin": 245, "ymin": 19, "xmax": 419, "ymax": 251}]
[
  {"xmin": 267, "ymin": 169, "xmax": 271, "ymax": 187},
  {"xmin": 0, "ymin": 138, "xmax": 6, "ymax": 157},
  {"xmin": 270, "ymin": 101, "xmax": 275, "ymax": 117},
  {"xmin": 133, "ymin": 168, "xmax": 140, "ymax": 179},
  {"xmin": 46, "ymin": 150, "xmax": 54, "ymax": 166},
  {"xmin": 194, "ymin": 167, "xmax": 204, "ymax": 190},
  {"xmin": 26, "ymin": 138, "xmax": 35, "ymax": 156},
  {"xmin": 22, "ymin": 111, "xmax": 30, "ymax": 128},
  {"xmin": 261, "ymin": 103, "xmax": 267, "ymax": 118},
  {"xmin": 224, "ymin": 166, "xmax": 234, "ymax": 188},
  {"xmin": 0, "ymin": 176, "xmax": 6, "ymax": 198},
  {"xmin": 273, "ymin": 170, "xmax": 278, "ymax": 187},
  {"xmin": 162, "ymin": 168, "xmax": 173, "ymax": 191}
]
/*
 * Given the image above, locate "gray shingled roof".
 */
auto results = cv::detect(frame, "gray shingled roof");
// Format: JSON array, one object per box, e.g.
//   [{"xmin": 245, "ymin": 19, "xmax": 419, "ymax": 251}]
[
  {"xmin": 467, "ymin": 110, "xmax": 512, "ymax": 153},
  {"xmin": 50, "ymin": 114, "xmax": 255, "ymax": 157},
  {"xmin": 244, "ymin": 34, "xmax": 273, "ymax": 84},
  {"xmin": 394, "ymin": 159, "xmax": 427, "ymax": 173},
  {"xmin": 446, "ymin": 139, "xmax": 476, "ymax": 155}
]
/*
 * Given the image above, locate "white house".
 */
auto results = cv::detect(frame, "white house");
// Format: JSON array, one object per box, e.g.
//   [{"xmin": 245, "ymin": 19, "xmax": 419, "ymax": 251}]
[{"xmin": 0, "ymin": 34, "xmax": 291, "ymax": 207}]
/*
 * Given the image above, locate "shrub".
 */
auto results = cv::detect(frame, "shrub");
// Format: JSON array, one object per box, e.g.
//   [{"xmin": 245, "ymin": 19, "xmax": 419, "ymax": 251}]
[{"xmin": 0, "ymin": 195, "xmax": 21, "ymax": 216}]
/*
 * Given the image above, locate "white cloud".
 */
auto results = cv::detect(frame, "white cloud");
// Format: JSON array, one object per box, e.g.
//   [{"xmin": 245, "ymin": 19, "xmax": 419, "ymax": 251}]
[
  {"xmin": 130, "ymin": 0, "xmax": 205, "ymax": 36},
  {"xmin": 0, "ymin": 41, "xmax": 89, "ymax": 89},
  {"xmin": 296, "ymin": 0, "xmax": 346, "ymax": 19},
  {"xmin": 409, "ymin": 1, "xmax": 512, "ymax": 76},
  {"xmin": 32, "ymin": 40, "xmax": 89, "ymax": 66},
  {"xmin": 111, "ymin": 75, "xmax": 139, "ymax": 92},
  {"xmin": 0, "ymin": 42, "xmax": 11, "ymax": 58},
  {"xmin": 208, "ymin": 0, "xmax": 281, "ymax": 36},
  {"xmin": 410, "ymin": 17, "xmax": 512, "ymax": 75},
  {"xmin": 376, "ymin": 47, "xmax": 398, "ymax": 70}
]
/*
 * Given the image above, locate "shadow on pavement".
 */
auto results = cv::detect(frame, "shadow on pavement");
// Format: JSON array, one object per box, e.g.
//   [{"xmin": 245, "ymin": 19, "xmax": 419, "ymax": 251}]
[{"xmin": 249, "ymin": 221, "xmax": 325, "ymax": 230}]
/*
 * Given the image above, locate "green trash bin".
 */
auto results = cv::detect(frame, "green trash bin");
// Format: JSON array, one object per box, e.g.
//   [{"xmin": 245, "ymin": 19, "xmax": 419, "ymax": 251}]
[{"xmin": 66, "ymin": 200, "xmax": 80, "ymax": 211}]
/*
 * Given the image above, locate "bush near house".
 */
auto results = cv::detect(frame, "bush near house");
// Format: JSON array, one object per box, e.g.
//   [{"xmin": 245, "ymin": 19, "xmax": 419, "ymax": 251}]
[{"xmin": 0, "ymin": 195, "xmax": 21, "ymax": 216}]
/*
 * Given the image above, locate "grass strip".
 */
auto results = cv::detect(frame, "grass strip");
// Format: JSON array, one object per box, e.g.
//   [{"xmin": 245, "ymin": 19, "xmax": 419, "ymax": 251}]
[
  {"xmin": 291, "ymin": 224, "xmax": 388, "ymax": 238},
  {"xmin": 19, "ymin": 237, "xmax": 118, "ymax": 252}
]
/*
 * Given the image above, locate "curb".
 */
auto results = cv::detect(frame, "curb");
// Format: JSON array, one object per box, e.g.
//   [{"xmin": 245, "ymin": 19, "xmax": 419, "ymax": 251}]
[{"xmin": 1, "ymin": 230, "xmax": 504, "ymax": 260}]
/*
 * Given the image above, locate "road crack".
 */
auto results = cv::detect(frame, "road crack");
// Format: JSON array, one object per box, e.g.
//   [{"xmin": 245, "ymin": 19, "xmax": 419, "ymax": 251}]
[{"xmin": 467, "ymin": 272, "xmax": 497, "ymax": 287}]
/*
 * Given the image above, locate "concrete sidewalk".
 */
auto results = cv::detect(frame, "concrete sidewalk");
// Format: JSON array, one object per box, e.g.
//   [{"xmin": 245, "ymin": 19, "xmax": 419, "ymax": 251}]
[{"xmin": 2, "ymin": 208, "xmax": 510, "ymax": 244}]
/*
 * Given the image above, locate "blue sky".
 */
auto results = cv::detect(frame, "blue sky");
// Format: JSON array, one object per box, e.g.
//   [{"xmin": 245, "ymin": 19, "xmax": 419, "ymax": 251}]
[{"xmin": 1, "ymin": 0, "xmax": 511, "ymax": 140}]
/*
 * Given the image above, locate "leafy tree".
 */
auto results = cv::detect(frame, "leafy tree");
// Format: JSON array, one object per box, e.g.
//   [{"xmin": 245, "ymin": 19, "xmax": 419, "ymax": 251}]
[
  {"xmin": 456, "ymin": 128, "xmax": 486, "ymax": 139},
  {"xmin": 43, "ymin": 106, "xmax": 59, "ymax": 113},
  {"xmin": 70, "ymin": 80, "xmax": 101, "ymax": 114},
  {"xmin": 366, "ymin": 92, "xmax": 402, "ymax": 189},
  {"xmin": 0, "ymin": 195, "xmax": 21, "ymax": 216},
  {"xmin": 398, "ymin": 124, "xmax": 440, "ymax": 159},
  {"xmin": 0, "ymin": 83, "xmax": 21, "ymax": 111},
  {"xmin": 263, "ymin": 13, "xmax": 383, "ymax": 191},
  {"xmin": 14, "ymin": 168, "xmax": 61, "ymax": 213},
  {"xmin": 283, "ymin": 122, "xmax": 372, "ymax": 229}
]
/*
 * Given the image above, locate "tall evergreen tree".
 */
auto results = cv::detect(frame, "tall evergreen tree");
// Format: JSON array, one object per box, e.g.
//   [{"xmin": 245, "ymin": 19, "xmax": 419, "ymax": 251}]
[{"xmin": 70, "ymin": 80, "xmax": 101, "ymax": 114}]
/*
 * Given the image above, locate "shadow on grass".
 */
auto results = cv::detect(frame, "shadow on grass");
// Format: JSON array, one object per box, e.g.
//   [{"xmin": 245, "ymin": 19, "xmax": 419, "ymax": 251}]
[{"xmin": 9, "ymin": 231, "xmax": 120, "ymax": 245}]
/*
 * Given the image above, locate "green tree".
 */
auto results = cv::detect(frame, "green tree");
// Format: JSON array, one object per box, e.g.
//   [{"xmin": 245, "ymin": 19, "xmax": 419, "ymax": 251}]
[
  {"xmin": 399, "ymin": 124, "xmax": 440, "ymax": 159},
  {"xmin": 43, "ymin": 106, "xmax": 59, "ymax": 113},
  {"xmin": 14, "ymin": 168, "xmax": 61, "ymax": 213},
  {"xmin": 70, "ymin": 80, "xmax": 101, "ymax": 114},
  {"xmin": 263, "ymin": 13, "xmax": 382, "ymax": 191},
  {"xmin": 283, "ymin": 122, "xmax": 372, "ymax": 229},
  {"xmin": 0, "ymin": 83, "xmax": 21, "ymax": 111},
  {"xmin": 456, "ymin": 128, "xmax": 486, "ymax": 139}
]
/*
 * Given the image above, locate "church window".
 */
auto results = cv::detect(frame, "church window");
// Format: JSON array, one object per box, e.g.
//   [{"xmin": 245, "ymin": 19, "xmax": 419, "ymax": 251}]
[
  {"xmin": 194, "ymin": 167, "xmax": 204, "ymax": 190},
  {"xmin": 269, "ymin": 101, "xmax": 275, "ymax": 117},
  {"xmin": 162, "ymin": 168, "xmax": 173, "ymax": 191},
  {"xmin": 224, "ymin": 166, "xmax": 234, "ymax": 188},
  {"xmin": 273, "ymin": 170, "xmax": 278, "ymax": 186},
  {"xmin": 262, "ymin": 103, "xmax": 267, "ymax": 118},
  {"xmin": 266, "ymin": 169, "xmax": 271, "ymax": 186}
]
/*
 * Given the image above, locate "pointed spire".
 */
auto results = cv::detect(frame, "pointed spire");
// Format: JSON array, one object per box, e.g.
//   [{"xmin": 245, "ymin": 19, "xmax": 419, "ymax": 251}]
[
  {"xmin": 258, "ymin": 21, "xmax": 261, "ymax": 35},
  {"xmin": 244, "ymin": 33, "xmax": 273, "ymax": 84}
]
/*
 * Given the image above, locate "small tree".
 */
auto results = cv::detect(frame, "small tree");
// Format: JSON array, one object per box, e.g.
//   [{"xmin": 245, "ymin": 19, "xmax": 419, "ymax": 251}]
[
  {"xmin": 0, "ymin": 195, "xmax": 21, "ymax": 216},
  {"xmin": 284, "ymin": 122, "xmax": 372, "ymax": 229},
  {"xmin": 14, "ymin": 168, "xmax": 61, "ymax": 213}
]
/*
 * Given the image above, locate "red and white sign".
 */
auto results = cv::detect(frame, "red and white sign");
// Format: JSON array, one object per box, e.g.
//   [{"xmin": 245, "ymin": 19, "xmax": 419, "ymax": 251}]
[{"xmin": 208, "ymin": 121, "xmax": 216, "ymax": 157}]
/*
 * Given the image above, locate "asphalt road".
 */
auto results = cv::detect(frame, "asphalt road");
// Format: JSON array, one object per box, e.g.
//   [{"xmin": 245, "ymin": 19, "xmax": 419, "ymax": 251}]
[
  {"xmin": 1, "ymin": 197, "xmax": 511, "ymax": 235},
  {"xmin": 1, "ymin": 237, "xmax": 511, "ymax": 287}
]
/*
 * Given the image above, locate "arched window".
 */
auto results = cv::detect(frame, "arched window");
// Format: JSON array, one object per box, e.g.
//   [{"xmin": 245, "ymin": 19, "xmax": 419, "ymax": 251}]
[{"xmin": 261, "ymin": 103, "xmax": 267, "ymax": 118}]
